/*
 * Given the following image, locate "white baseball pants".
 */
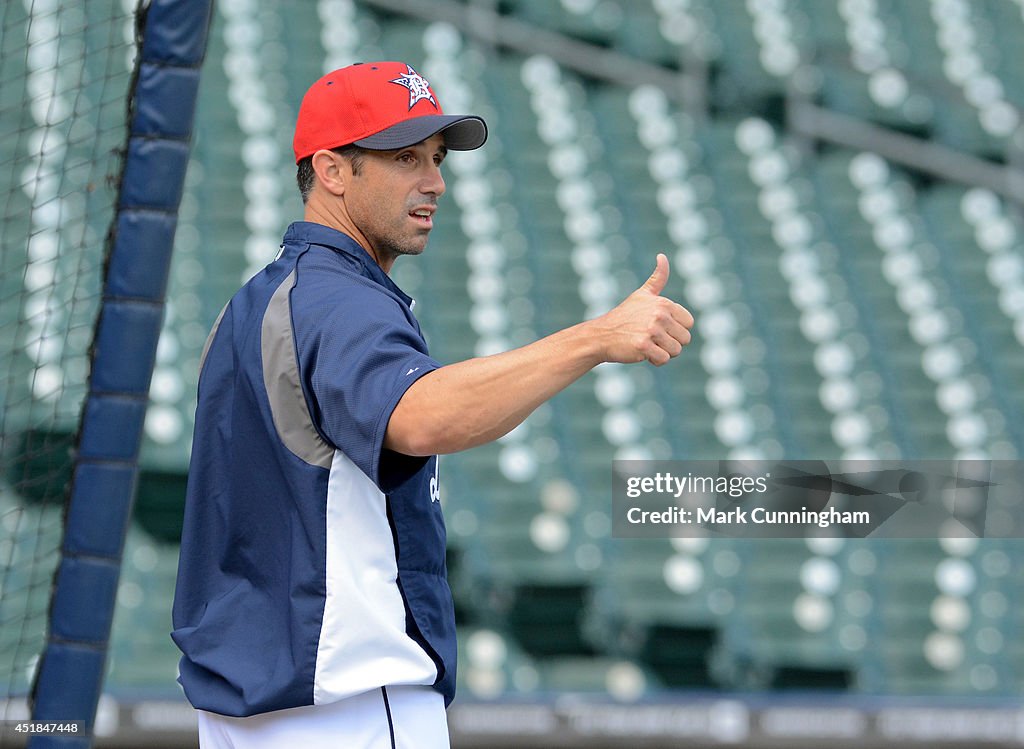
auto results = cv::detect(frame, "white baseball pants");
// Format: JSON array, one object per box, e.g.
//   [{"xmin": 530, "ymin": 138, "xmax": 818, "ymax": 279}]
[{"xmin": 196, "ymin": 685, "xmax": 449, "ymax": 749}]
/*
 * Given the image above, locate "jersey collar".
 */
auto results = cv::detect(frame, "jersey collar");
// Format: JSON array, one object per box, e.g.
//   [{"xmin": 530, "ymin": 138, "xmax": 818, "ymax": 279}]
[{"xmin": 283, "ymin": 221, "xmax": 415, "ymax": 308}]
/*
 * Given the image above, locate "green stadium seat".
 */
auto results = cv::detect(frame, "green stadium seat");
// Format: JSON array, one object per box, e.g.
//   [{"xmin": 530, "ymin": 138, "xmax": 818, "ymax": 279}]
[{"xmin": 457, "ymin": 625, "xmax": 543, "ymax": 699}]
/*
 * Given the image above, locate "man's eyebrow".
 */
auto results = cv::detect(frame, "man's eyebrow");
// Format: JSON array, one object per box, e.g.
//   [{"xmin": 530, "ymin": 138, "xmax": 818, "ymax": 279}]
[{"xmin": 437, "ymin": 145, "xmax": 448, "ymax": 159}]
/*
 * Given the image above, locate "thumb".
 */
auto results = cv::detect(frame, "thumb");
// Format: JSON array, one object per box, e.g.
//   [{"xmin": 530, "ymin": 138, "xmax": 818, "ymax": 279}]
[{"xmin": 641, "ymin": 253, "xmax": 669, "ymax": 295}]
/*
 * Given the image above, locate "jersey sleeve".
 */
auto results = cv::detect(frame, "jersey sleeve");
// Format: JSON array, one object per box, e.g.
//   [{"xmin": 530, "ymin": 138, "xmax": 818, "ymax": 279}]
[{"xmin": 291, "ymin": 273, "xmax": 441, "ymax": 491}]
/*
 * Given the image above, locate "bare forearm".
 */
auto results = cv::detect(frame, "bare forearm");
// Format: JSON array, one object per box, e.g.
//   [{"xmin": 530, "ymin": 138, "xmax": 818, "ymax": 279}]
[
  {"xmin": 384, "ymin": 254, "xmax": 694, "ymax": 457},
  {"xmin": 385, "ymin": 321, "xmax": 604, "ymax": 455}
]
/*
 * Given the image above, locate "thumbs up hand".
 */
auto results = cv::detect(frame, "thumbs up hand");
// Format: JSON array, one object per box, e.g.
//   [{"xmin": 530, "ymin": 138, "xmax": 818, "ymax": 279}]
[
  {"xmin": 588, "ymin": 253, "xmax": 694, "ymax": 366},
  {"xmin": 642, "ymin": 252, "xmax": 671, "ymax": 296}
]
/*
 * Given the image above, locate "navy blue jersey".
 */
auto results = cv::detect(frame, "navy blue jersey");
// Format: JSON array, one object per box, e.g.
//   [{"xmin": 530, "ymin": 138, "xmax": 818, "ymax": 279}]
[{"xmin": 172, "ymin": 222, "xmax": 455, "ymax": 717}]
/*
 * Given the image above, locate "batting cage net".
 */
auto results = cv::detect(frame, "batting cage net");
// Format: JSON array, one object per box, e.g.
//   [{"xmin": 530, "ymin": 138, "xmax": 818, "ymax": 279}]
[{"xmin": 0, "ymin": 0, "xmax": 139, "ymax": 717}]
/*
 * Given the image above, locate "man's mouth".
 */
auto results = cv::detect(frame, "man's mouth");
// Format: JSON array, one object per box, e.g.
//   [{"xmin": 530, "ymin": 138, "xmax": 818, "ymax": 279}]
[{"xmin": 410, "ymin": 207, "xmax": 434, "ymax": 228}]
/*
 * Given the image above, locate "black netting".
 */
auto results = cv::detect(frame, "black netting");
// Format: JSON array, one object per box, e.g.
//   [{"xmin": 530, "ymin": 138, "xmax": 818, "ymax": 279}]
[{"xmin": 0, "ymin": 0, "xmax": 140, "ymax": 715}]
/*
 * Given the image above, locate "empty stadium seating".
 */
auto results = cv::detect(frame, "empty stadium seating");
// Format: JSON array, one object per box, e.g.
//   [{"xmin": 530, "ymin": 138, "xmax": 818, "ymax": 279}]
[
  {"xmin": 3, "ymin": 0, "xmax": 1023, "ymax": 706},
  {"xmin": 115, "ymin": 0, "xmax": 1024, "ymax": 700}
]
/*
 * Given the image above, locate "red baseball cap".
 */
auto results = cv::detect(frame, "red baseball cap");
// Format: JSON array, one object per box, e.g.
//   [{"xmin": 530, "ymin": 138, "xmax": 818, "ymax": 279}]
[{"xmin": 292, "ymin": 61, "xmax": 487, "ymax": 163}]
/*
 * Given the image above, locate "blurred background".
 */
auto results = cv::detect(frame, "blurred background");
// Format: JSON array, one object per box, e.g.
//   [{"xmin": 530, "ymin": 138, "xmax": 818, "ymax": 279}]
[{"xmin": 1, "ymin": 0, "xmax": 1023, "ymax": 746}]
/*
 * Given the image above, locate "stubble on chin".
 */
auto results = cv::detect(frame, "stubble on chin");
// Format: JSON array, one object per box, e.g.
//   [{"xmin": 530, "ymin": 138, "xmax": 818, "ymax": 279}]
[{"xmin": 374, "ymin": 230, "xmax": 429, "ymax": 263}]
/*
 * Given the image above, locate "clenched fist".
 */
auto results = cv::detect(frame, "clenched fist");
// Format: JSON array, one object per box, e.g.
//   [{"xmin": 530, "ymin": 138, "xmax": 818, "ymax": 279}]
[{"xmin": 589, "ymin": 253, "xmax": 694, "ymax": 366}]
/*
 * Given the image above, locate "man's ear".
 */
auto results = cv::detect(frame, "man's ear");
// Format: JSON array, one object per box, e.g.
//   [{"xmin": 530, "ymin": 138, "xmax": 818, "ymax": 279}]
[{"xmin": 311, "ymin": 150, "xmax": 346, "ymax": 197}]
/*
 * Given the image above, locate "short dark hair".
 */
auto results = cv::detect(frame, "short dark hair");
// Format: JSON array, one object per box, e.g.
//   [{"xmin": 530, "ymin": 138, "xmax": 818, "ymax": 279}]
[{"xmin": 296, "ymin": 144, "xmax": 367, "ymax": 203}]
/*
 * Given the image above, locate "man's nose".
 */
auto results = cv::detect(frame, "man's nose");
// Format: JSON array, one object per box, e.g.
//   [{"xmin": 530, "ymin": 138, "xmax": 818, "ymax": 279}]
[{"xmin": 421, "ymin": 164, "xmax": 445, "ymax": 198}]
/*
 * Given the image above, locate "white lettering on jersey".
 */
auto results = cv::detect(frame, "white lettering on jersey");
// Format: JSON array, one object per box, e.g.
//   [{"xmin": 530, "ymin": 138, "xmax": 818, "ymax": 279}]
[{"xmin": 429, "ymin": 460, "xmax": 440, "ymax": 503}]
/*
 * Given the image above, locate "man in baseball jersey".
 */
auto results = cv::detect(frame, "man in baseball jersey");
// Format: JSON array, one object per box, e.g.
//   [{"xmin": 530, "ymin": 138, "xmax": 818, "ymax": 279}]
[{"xmin": 172, "ymin": 61, "xmax": 694, "ymax": 748}]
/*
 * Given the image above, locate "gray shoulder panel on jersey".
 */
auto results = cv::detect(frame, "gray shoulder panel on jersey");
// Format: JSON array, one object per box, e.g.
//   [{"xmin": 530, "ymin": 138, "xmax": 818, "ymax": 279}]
[
  {"xmin": 198, "ymin": 301, "xmax": 230, "ymax": 374},
  {"xmin": 261, "ymin": 270, "xmax": 334, "ymax": 468}
]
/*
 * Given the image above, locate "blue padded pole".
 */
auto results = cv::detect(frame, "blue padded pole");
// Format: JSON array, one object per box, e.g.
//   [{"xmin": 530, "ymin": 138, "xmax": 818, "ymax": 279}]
[{"xmin": 28, "ymin": 2, "xmax": 212, "ymax": 747}]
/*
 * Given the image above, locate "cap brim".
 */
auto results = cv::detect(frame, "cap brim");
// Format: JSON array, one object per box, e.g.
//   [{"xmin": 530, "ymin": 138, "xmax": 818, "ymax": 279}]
[{"xmin": 354, "ymin": 114, "xmax": 487, "ymax": 151}]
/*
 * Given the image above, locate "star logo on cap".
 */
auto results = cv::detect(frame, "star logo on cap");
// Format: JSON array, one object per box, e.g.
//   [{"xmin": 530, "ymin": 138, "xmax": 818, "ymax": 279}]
[{"xmin": 390, "ymin": 65, "xmax": 437, "ymax": 110}]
